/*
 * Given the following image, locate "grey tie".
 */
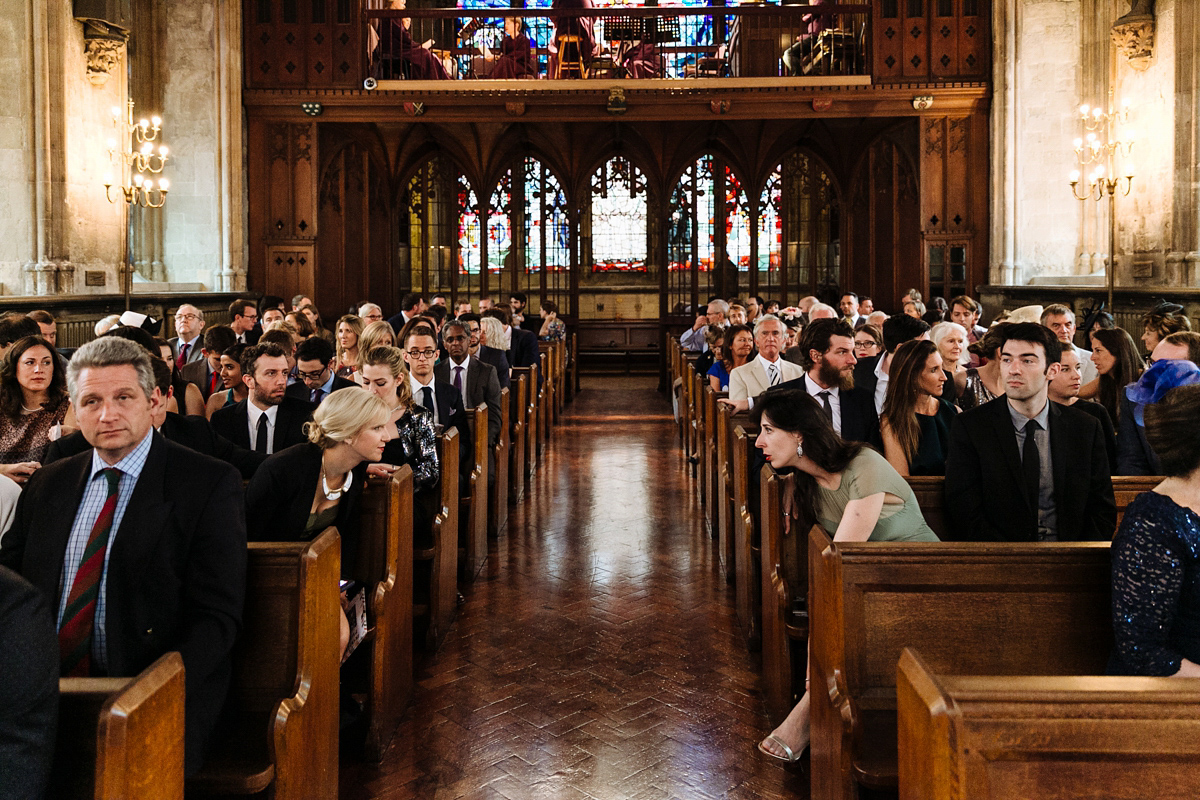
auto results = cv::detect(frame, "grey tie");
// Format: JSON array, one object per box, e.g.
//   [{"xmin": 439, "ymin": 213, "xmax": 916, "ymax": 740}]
[
  {"xmin": 818, "ymin": 390, "xmax": 834, "ymax": 423},
  {"xmin": 767, "ymin": 363, "xmax": 780, "ymax": 386}
]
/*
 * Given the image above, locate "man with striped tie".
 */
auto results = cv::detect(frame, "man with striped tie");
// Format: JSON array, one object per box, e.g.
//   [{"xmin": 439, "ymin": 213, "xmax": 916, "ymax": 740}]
[
  {"xmin": 722, "ymin": 315, "xmax": 804, "ymax": 412},
  {"xmin": 0, "ymin": 336, "xmax": 246, "ymax": 777}
]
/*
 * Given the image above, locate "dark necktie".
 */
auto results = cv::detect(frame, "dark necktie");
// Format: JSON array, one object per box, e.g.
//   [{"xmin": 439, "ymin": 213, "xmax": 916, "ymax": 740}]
[
  {"xmin": 1022, "ymin": 419, "xmax": 1042, "ymax": 509},
  {"xmin": 255, "ymin": 414, "xmax": 269, "ymax": 454},
  {"xmin": 421, "ymin": 386, "xmax": 435, "ymax": 416},
  {"xmin": 311, "ymin": 387, "xmax": 324, "ymax": 404},
  {"xmin": 176, "ymin": 342, "xmax": 189, "ymax": 370},
  {"xmin": 58, "ymin": 468, "xmax": 122, "ymax": 677},
  {"xmin": 453, "ymin": 365, "xmax": 463, "ymax": 394},
  {"xmin": 818, "ymin": 390, "xmax": 834, "ymax": 423}
]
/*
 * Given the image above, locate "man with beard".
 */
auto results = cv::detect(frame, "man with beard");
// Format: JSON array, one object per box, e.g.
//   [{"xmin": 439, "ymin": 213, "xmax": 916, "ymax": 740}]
[
  {"xmin": 211, "ymin": 343, "xmax": 316, "ymax": 454},
  {"xmin": 779, "ymin": 318, "xmax": 879, "ymax": 444}
]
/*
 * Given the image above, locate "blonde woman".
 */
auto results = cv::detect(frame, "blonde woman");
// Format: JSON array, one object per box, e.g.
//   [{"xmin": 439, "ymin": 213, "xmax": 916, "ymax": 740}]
[
  {"xmin": 355, "ymin": 320, "xmax": 398, "ymax": 383},
  {"xmin": 245, "ymin": 387, "xmax": 394, "ymax": 655},
  {"xmin": 335, "ymin": 314, "xmax": 364, "ymax": 379}
]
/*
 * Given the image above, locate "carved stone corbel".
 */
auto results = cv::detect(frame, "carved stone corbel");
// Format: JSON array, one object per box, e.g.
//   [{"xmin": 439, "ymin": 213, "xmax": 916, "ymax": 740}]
[
  {"xmin": 1111, "ymin": 0, "xmax": 1155, "ymax": 71},
  {"xmin": 82, "ymin": 20, "xmax": 127, "ymax": 85}
]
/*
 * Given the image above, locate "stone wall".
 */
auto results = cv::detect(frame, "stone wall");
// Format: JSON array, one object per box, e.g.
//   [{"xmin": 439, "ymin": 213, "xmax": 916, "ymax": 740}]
[{"xmin": 0, "ymin": 1, "xmax": 35, "ymax": 293}]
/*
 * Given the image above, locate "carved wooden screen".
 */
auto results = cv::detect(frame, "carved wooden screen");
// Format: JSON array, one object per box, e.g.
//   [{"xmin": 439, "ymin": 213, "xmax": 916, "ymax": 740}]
[
  {"xmin": 873, "ymin": 0, "xmax": 989, "ymax": 81},
  {"xmin": 244, "ymin": 0, "xmax": 363, "ymax": 89}
]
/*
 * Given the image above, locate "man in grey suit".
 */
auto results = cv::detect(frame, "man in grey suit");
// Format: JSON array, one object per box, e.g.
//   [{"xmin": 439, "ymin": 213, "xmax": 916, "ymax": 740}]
[
  {"xmin": 436, "ymin": 319, "xmax": 502, "ymax": 452},
  {"xmin": 169, "ymin": 303, "xmax": 207, "ymax": 369}
]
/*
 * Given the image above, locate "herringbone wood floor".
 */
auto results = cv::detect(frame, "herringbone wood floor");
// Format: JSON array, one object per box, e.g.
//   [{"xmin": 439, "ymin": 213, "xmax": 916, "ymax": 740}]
[{"xmin": 340, "ymin": 379, "xmax": 808, "ymax": 799}]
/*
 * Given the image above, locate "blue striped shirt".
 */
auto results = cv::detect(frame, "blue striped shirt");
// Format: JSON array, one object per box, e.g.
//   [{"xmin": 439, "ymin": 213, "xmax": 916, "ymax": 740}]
[{"xmin": 56, "ymin": 430, "xmax": 154, "ymax": 671}]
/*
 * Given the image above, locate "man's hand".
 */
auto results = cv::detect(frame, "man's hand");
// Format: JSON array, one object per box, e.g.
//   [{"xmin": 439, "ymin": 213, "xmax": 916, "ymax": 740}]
[
  {"xmin": 693, "ymin": 314, "xmax": 707, "ymax": 331},
  {"xmin": 717, "ymin": 397, "xmax": 749, "ymax": 413}
]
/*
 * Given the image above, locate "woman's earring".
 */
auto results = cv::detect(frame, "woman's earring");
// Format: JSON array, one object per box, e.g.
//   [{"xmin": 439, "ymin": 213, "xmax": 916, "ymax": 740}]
[{"xmin": 795, "ymin": 439, "xmax": 804, "ymax": 460}]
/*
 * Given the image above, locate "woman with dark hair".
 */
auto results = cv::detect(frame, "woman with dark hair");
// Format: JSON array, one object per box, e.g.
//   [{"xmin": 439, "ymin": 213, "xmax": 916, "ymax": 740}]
[
  {"xmin": 152, "ymin": 336, "xmax": 206, "ymax": 416},
  {"xmin": 709, "ymin": 324, "xmax": 754, "ymax": 392},
  {"xmin": 0, "ymin": 336, "xmax": 74, "ymax": 483},
  {"xmin": 204, "ymin": 343, "xmax": 249, "ymax": 420},
  {"xmin": 1140, "ymin": 302, "xmax": 1192, "ymax": 354},
  {"xmin": 1110, "ymin": 384, "xmax": 1200, "ymax": 678},
  {"xmin": 285, "ymin": 310, "xmax": 316, "ymax": 339},
  {"xmin": 881, "ymin": 340, "xmax": 957, "ymax": 476},
  {"xmin": 538, "ymin": 300, "xmax": 566, "ymax": 341},
  {"xmin": 852, "ymin": 325, "xmax": 882, "ymax": 361},
  {"xmin": 1083, "ymin": 327, "xmax": 1144, "ymax": 427},
  {"xmin": 752, "ymin": 388, "xmax": 937, "ymax": 763},
  {"xmin": 956, "ymin": 322, "xmax": 1008, "ymax": 411}
]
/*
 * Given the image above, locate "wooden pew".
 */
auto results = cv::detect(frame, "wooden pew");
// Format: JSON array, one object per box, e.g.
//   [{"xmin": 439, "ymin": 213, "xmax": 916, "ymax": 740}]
[
  {"xmin": 568, "ymin": 332, "xmax": 578, "ymax": 399},
  {"xmin": 703, "ymin": 387, "xmax": 726, "ymax": 533},
  {"xmin": 554, "ymin": 339, "xmax": 566, "ymax": 420},
  {"xmin": 489, "ymin": 386, "xmax": 510, "ymax": 538},
  {"xmin": 416, "ymin": 427, "xmax": 459, "ymax": 650},
  {"xmin": 525, "ymin": 363, "xmax": 539, "ymax": 491},
  {"xmin": 689, "ymin": 369, "xmax": 704, "ymax": 468},
  {"xmin": 507, "ymin": 370, "xmax": 527, "ymax": 505},
  {"xmin": 807, "ymin": 525, "xmax": 1112, "ymax": 800},
  {"xmin": 897, "ymin": 647, "xmax": 1200, "ymax": 800},
  {"xmin": 189, "ymin": 528, "xmax": 341, "ymax": 799},
  {"xmin": 511, "ymin": 366, "xmax": 536, "ymax": 497},
  {"xmin": 53, "ymin": 652, "xmax": 186, "ymax": 800},
  {"xmin": 459, "ymin": 403, "xmax": 489, "ymax": 583},
  {"xmin": 732, "ymin": 422, "xmax": 762, "ymax": 649},
  {"xmin": 759, "ymin": 466, "xmax": 809, "ymax": 722},
  {"xmin": 716, "ymin": 402, "xmax": 742, "ymax": 582},
  {"xmin": 356, "ymin": 466, "xmax": 415, "ymax": 762},
  {"xmin": 907, "ymin": 475, "xmax": 1162, "ymax": 539}
]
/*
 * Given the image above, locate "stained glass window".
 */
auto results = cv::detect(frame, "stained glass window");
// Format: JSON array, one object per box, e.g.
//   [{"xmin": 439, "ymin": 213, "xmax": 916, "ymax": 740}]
[
  {"xmin": 458, "ymin": 175, "xmax": 482, "ymax": 275},
  {"xmin": 590, "ymin": 157, "xmax": 648, "ymax": 272},
  {"xmin": 759, "ymin": 168, "xmax": 782, "ymax": 274},
  {"xmin": 403, "ymin": 156, "xmax": 459, "ymax": 296},
  {"xmin": 524, "ymin": 158, "xmax": 570, "ymax": 273},
  {"xmin": 667, "ymin": 155, "xmax": 749, "ymax": 271},
  {"xmin": 487, "ymin": 171, "xmax": 511, "ymax": 273}
]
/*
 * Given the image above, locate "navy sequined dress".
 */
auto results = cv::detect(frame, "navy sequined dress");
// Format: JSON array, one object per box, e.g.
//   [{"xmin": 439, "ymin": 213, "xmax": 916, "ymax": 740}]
[{"xmin": 1110, "ymin": 491, "xmax": 1200, "ymax": 676}]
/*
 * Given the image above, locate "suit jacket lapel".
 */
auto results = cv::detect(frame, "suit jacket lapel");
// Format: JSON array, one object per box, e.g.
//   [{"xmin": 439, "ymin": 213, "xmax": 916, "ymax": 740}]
[
  {"xmin": 28, "ymin": 453, "xmax": 91, "ymax": 598},
  {"xmin": 986, "ymin": 398, "xmax": 1030, "ymax": 509}
]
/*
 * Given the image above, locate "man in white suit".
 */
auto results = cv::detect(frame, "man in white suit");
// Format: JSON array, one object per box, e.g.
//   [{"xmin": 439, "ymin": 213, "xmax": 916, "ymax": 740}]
[{"xmin": 724, "ymin": 315, "xmax": 804, "ymax": 410}]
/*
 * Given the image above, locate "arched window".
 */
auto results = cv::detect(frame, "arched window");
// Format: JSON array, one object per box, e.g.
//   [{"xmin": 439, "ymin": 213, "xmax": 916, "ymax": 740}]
[
  {"xmin": 667, "ymin": 154, "xmax": 747, "ymax": 306},
  {"xmin": 400, "ymin": 155, "xmax": 462, "ymax": 297},
  {"xmin": 758, "ymin": 168, "xmax": 782, "ymax": 277},
  {"xmin": 589, "ymin": 156, "xmax": 648, "ymax": 273}
]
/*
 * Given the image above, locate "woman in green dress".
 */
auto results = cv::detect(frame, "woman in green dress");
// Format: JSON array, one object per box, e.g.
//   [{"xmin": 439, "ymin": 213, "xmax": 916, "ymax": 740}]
[{"xmin": 752, "ymin": 387, "xmax": 938, "ymax": 763}]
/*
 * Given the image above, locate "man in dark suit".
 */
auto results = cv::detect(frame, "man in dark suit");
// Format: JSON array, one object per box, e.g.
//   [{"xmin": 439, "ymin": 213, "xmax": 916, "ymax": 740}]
[
  {"xmin": 436, "ymin": 319, "xmax": 502, "ymax": 450},
  {"xmin": 777, "ymin": 318, "xmax": 878, "ymax": 445},
  {"xmin": 0, "ymin": 337, "xmax": 246, "ymax": 776},
  {"xmin": 181, "ymin": 324, "xmax": 237, "ymax": 401},
  {"xmin": 510, "ymin": 291, "xmax": 540, "ymax": 334},
  {"xmin": 169, "ymin": 303, "xmax": 207, "ymax": 368},
  {"xmin": 484, "ymin": 307, "xmax": 540, "ymax": 387},
  {"xmin": 945, "ymin": 322, "xmax": 1116, "ymax": 542},
  {"xmin": 403, "ymin": 327, "xmax": 472, "ymax": 479},
  {"xmin": 284, "ymin": 336, "xmax": 357, "ymax": 405},
  {"xmin": 228, "ymin": 298, "xmax": 261, "ymax": 346},
  {"xmin": 46, "ymin": 357, "xmax": 267, "ymax": 480},
  {"xmin": 386, "ymin": 292, "xmax": 424, "ymax": 335},
  {"xmin": 0, "ymin": 565, "xmax": 58, "ymax": 799},
  {"xmin": 461, "ymin": 312, "xmax": 510, "ymax": 390},
  {"xmin": 213, "ymin": 343, "xmax": 316, "ymax": 456},
  {"xmin": 853, "ymin": 313, "xmax": 931, "ymax": 415}
]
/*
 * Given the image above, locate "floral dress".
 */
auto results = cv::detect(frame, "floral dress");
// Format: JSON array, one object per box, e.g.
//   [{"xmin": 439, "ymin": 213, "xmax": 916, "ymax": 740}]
[{"xmin": 0, "ymin": 395, "xmax": 70, "ymax": 463}]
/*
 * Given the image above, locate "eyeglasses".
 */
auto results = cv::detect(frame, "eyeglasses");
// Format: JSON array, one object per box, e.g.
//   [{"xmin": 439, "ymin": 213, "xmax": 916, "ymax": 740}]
[
  {"xmin": 296, "ymin": 368, "xmax": 329, "ymax": 381},
  {"xmin": 174, "ymin": 313, "xmax": 200, "ymax": 321},
  {"xmin": 406, "ymin": 349, "xmax": 438, "ymax": 360}
]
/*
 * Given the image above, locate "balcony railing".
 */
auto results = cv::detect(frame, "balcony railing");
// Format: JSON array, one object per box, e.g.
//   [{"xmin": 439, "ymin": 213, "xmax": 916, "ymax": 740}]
[{"xmin": 364, "ymin": 5, "xmax": 870, "ymax": 83}]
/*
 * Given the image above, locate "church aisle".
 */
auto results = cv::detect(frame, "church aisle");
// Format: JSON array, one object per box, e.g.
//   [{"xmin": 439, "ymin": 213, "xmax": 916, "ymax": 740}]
[{"xmin": 341, "ymin": 378, "xmax": 807, "ymax": 799}]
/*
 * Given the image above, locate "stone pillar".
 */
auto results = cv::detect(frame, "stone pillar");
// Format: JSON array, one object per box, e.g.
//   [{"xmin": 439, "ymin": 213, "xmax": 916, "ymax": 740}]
[
  {"xmin": 1172, "ymin": 0, "xmax": 1199, "ymax": 278},
  {"xmin": 989, "ymin": 0, "xmax": 1018, "ymax": 286}
]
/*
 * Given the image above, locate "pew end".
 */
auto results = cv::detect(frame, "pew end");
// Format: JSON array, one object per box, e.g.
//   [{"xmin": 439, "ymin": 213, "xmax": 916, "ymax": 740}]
[
  {"xmin": 489, "ymin": 387, "xmax": 510, "ymax": 538},
  {"xmin": 459, "ymin": 403, "xmax": 489, "ymax": 583},
  {"xmin": 897, "ymin": 647, "xmax": 1200, "ymax": 800},
  {"xmin": 415, "ymin": 427, "xmax": 459, "ymax": 651},
  {"xmin": 54, "ymin": 651, "xmax": 186, "ymax": 800}
]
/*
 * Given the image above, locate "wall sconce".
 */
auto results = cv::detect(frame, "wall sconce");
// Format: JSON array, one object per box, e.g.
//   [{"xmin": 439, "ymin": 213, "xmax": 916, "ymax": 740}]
[{"xmin": 301, "ymin": 102, "xmax": 323, "ymax": 117}]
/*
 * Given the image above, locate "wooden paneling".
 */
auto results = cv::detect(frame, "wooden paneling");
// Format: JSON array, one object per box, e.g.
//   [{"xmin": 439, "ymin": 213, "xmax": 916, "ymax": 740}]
[
  {"xmin": 920, "ymin": 113, "xmax": 989, "ymax": 302},
  {"xmin": 873, "ymin": 0, "xmax": 991, "ymax": 82},
  {"xmin": 244, "ymin": 0, "xmax": 363, "ymax": 89}
]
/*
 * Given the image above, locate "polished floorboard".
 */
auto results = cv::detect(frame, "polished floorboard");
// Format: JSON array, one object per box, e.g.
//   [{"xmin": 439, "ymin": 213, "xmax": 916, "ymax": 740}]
[{"xmin": 341, "ymin": 378, "xmax": 808, "ymax": 799}]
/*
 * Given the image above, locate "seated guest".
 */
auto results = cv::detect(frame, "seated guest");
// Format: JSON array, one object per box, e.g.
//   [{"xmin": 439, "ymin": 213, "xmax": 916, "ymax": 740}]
[
  {"xmin": 181, "ymin": 324, "xmax": 237, "ymax": 402},
  {"xmin": 723, "ymin": 316, "xmax": 804, "ymax": 410},
  {"xmin": 779, "ymin": 318, "xmax": 878, "ymax": 444},
  {"xmin": 436, "ymin": 320, "xmax": 502, "ymax": 452},
  {"xmin": 204, "ymin": 343, "xmax": 248, "ymax": 419},
  {"xmin": 945, "ymin": 322, "xmax": 1116, "ymax": 542},
  {"xmin": 1110, "ymin": 384, "xmax": 1200, "ymax": 677},
  {"xmin": 227, "ymin": 298, "xmax": 260, "ymax": 346},
  {"xmin": 852, "ymin": 324, "xmax": 882, "ymax": 361},
  {"xmin": 727, "ymin": 305, "xmax": 748, "ymax": 327},
  {"xmin": 1080, "ymin": 327, "xmax": 1144, "ymax": 427},
  {"xmin": 245, "ymin": 387, "xmax": 393, "ymax": 655},
  {"xmin": 839, "ymin": 292, "xmax": 866, "ymax": 329},
  {"xmin": 1118, "ymin": 338, "xmax": 1200, "ymax": 476},
  {"xmin": 763, "ymin": 299, "xmax": 781, "ymax": 315},
  {"xmin": 377, "ymin": 0, "xmax": 451, "ymax": 80},
  {"xmin": 284, "ymin": 310, "xmax": 316, "ymax": 339},
  {"xmin": 386, "ymin": 292, "xmax": 424, "ymax": 333},
  {"xmin": 693, "ymin": 325, "xmax": 723, "ymax": 380},
  {"xmin": 680, "ymin": 300, "xmax": 729, "ymax": 352},
  {"xmin": 0, "ymin": 336, "xmax": 75, "ymax": 486},
  {"xmin": 285, "ymin": 336, "xmax": 357, "ymax": 405},
  {"xmin": 853, "ymin": 313, "xmax": 930, "ymax": 415},
  {"xmin": 0, "ymin": 314, "xmax": 40, "ymax": 357},
  {"xmin": 483, "ymin": 308, "xmax": 540, "ymax": 383},
  {"xmin": 0, "ymin": 565, "xmax": 58, "ymax": 798},
  {"xmin": 404, "ymin": 325, "xmax": 471, "ymax": 478},
  {"xmin": 358, "ymin": 302, "xmax": 385, "ymax": 325},
  {"xmin": 169, "ymin": 304, "xmax": 207, "ymax": 368},
  {"xmin": 152, "ymin": 336, "xmax": 206, "ymax": 417},
  {"xmin": 486, "ymin": 18, "xmax": 536, "ymax": 79},
  {"xmin": 709, "ymin": 324, "xmax": 754, "ymax": 392},
  {"xmin": 1140, "ymin": 301, "xmax": 1192, "ymax": 355},
  {"xmin": 753, "ymin": 387, "xmax": 937, "ymax": 764},
  {"xmin": 805, "ymin": 302, "xmax": 837, "ymax": 322},
  {"xmin": 957, "ymin": 323, "xmax": 1007, "ymax": 411},
  {"xmin": 865, "ymin": 309, "xmax": 888, "ymax": 330},
  {"xmin": 463, "ymin": 313, "xmax": 510, "ymax": 390},
  {"xmin": 1047, "ymin": 345, "xmax": 1117, "ymax": 474},
  {"xmin": 336, "ymin": 314, "xmax": 364, "ymax": 379},
  {"xmin": 358, "ymin": 319, "xmax": 398, "ymax": 356},
  {"xmin": 881, "ymin": 340, "xmax": 957, "ymax": 476},
  {"xmin": 300, "ymin": 303, "xmax": 336, "ymax": 346},
  {"xmin": 260, "ymin": 327, "xmax": 299, "ymax": 378},
  {"xmin": 0, "ymin": 336, "xmax": 245, "ymax": 775},
  {"xmin": 538, "ymin": 301, "xmax": 567, "ymax": 342},
  {"xmin": 930, "ymin": 321, "xmax": 968, "ymax": 404},
  {"xmin": 361, "ymin": 346, "xmax": 440, "ymax": 541},
  {"xmin": 1041, "ymin": 303, "xmax": 1098, "ymax": 383},
  {"xmin": 46, "ymin": 359, "xmax": 267, "ymax": 480},
  {"xmin": 211, "ymin": 343, "xmax": 316, "ymax": 456}
]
